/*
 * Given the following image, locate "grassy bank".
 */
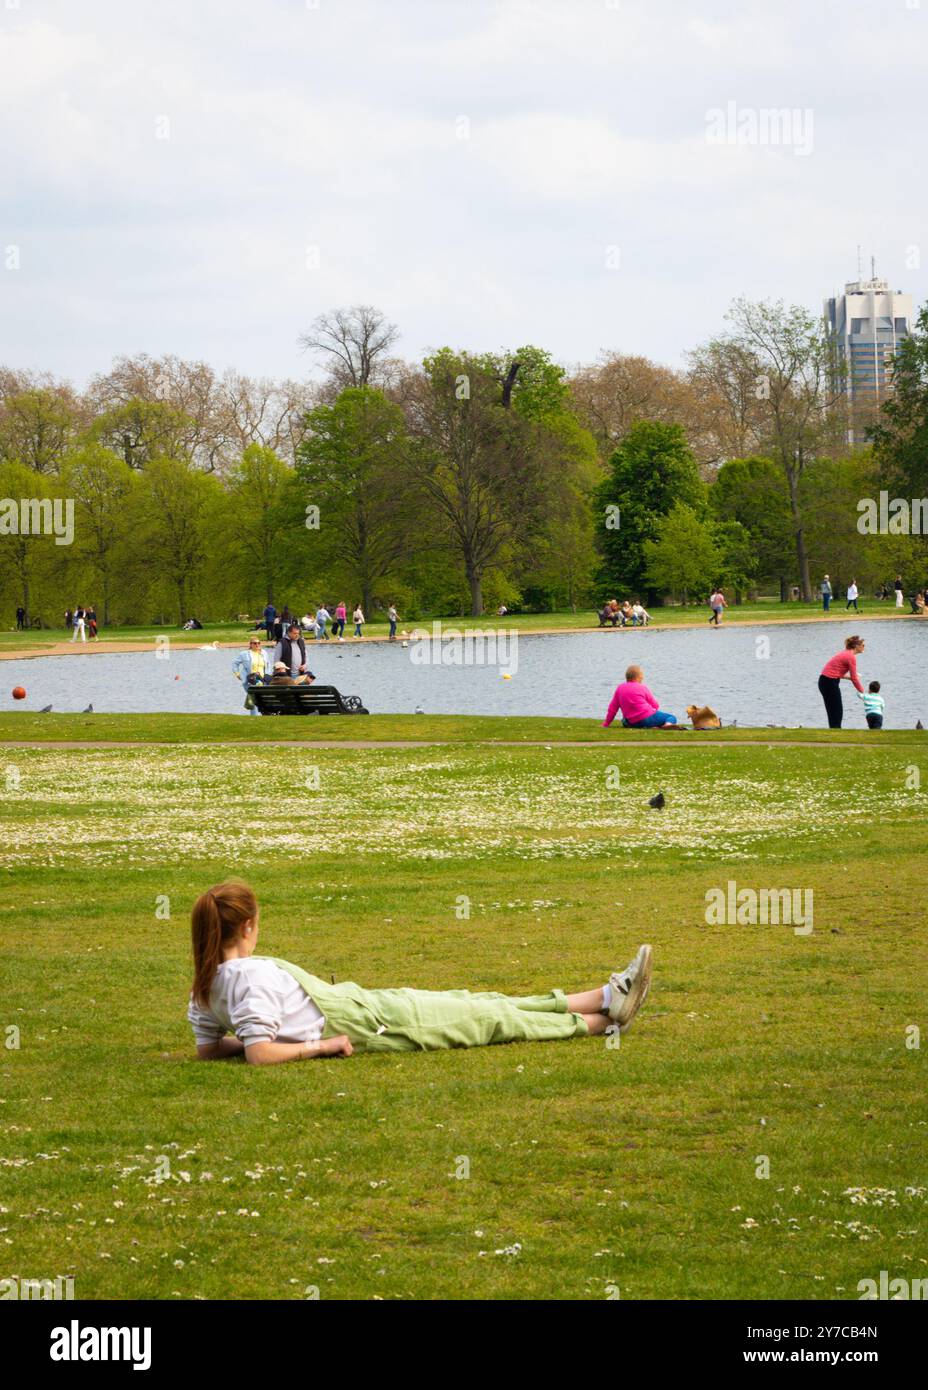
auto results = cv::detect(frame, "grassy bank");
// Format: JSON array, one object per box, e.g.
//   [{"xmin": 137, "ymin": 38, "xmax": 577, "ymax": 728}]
[
  {"xmin": 2, "ymin": 737, "xmax": 926, "ymax": 1299},
  {"xmin": 0, "ymin": 712, "xmax": 925, "ymax": 746},
  {"xmin": 0, "ymin": 599, "xmax": 912, "ymax": 655}
]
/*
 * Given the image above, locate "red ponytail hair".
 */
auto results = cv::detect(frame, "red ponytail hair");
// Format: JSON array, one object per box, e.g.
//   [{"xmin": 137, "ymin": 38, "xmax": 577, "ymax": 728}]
[{"xmin": 191, "ymin": 880, "xmax": 258, "ymax": 1007}]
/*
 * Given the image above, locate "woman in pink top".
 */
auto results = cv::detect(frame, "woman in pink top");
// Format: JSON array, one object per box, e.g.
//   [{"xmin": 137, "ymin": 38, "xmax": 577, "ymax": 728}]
[
  {"xmin": 818, "ymin": 634, "xmax": 865, "ymax": 728},
  {"xmin": 603, "ymin": 664, "xmax": 678, "ymax": 729}
]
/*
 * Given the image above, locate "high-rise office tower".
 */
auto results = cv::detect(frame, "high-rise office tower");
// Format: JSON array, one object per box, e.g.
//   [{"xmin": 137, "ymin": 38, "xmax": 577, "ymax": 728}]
[{"xmin": 824, "ymin": 265, "xmax": 914, "ymax": 443}]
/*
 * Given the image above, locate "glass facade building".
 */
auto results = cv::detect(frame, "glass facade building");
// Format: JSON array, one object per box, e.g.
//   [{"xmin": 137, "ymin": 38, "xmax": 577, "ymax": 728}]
[{"xmin": 824, "ymin": 276, "xmax": 914, "ymax": 443}]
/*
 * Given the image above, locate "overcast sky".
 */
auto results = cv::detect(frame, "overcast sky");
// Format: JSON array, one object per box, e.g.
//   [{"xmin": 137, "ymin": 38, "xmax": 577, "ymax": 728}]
[{"xmin": 2, "ymin": 0, "xmax": 926, "ymax": 388}]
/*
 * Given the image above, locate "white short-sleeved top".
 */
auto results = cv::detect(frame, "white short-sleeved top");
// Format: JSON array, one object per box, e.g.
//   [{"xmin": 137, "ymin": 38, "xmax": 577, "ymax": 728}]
[{"xmin": 187, "ymin": 957, "xmax": 325, "ymax": 1047}]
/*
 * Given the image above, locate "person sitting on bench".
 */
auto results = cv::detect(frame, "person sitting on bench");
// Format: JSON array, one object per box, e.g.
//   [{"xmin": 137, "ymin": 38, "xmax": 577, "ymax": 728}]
[
  {"xmin": 597, "ymin": 602, "xmax": 619, "ymax": 627},
  {"xmin": 271, "ymin": 623, "xmax": 315, "ymax": 684}
]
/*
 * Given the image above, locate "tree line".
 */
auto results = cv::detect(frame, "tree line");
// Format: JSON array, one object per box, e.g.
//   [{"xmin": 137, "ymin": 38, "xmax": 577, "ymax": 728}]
[{"xmin": 2, "ymin": 299, "xmax": 927, "ymax": 627}]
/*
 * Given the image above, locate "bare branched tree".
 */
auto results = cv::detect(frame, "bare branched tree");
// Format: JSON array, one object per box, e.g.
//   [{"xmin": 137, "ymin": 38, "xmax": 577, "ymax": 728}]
[{"xmin": 298, "ymin": 305, "xmax": 400, "ymax": 389}]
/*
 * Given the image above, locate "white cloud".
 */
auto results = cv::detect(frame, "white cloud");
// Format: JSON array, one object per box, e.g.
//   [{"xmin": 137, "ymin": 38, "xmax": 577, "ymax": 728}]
[{"xmin": 0, "ymin": 0, "xmax": 925, "ymax": 384}]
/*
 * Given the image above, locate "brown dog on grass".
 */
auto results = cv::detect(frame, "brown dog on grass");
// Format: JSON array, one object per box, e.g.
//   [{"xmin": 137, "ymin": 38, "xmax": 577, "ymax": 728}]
[{"xmin": 686, "ymin": 704, "xmax": 721, "ymax": 730}]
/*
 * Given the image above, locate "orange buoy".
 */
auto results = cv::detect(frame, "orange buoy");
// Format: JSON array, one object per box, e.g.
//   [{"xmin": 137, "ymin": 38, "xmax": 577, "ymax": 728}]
[{"xmin": 12, "ymin": 687, "xmax": 26, "ymax": 700}]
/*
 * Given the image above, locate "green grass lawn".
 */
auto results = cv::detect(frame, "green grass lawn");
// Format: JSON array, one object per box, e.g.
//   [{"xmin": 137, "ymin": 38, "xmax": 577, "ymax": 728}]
[
  {"xmin": 0, "ymin": 598, "xmax": 911, "ymax": 652},
  {"xmin": 2, "ymin": 733, "xmax": 926, "ymax": 1300},
  {"xmin": 2, "ymin": 712, "xmax": 925, "ymax": 746}
]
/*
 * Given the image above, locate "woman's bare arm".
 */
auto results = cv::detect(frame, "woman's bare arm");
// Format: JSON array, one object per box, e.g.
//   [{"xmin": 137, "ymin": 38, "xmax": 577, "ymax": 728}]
[
  {"xmin": 196, "ymin": 1037, "xmax": 246, "ymax": 1060},
  {"xmin": 244, "ymin": 1035, "xmax": 354, "ymax": 1066}
]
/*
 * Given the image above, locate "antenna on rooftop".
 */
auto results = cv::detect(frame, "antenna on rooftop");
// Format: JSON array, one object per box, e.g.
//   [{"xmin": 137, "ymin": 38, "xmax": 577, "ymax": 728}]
[
  {"xmin": 857, "ymin": 245, "xmax": 862, "ymax": 279},
  {"xmin": 871, "ymin": 253, "xmax": 877, "ymax": 280}
]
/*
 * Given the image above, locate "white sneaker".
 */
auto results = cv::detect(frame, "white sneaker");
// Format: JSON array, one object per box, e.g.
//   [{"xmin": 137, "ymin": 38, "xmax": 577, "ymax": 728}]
[{"xmin": 608, "ymin": 945, "xmax": 653, "ymax": 1032}]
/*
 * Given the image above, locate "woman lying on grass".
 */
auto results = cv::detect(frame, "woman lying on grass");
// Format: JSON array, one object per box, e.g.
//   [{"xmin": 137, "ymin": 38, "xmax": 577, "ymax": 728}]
[{"xmin": 188, "ymin": 881, "xmax": 653, "ymax": 1065}]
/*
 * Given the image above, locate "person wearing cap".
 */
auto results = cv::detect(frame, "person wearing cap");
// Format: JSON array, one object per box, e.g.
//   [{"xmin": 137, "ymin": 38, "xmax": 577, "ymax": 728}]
[
  {"xmin": 272, "ymin": 623, "xmax": 315, "ymax": 683},
  {"xmin": 232, "ymin": 636, "xmax": 269, "ymax": 715}
]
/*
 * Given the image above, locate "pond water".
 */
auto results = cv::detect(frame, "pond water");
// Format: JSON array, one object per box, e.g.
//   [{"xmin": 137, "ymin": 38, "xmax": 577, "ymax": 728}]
[{"xmin": 3, "ymin": 621, "xmax": 926, "ymax": 728}]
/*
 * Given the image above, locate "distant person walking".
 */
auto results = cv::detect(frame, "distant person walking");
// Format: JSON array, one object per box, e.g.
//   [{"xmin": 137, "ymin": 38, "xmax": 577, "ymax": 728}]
[
  {"xmin": 263, "ymin": 602, "xmax": 277, "ymax": 640},
  {"xmin": 353, "ymin": 605, "xmax": 365, "ymax": 638},
  {"xmin": 708, "ymin": 588, "xmax": 727, "ymax": 626},
  {"xmin": 70, "ymin": 606, "xmax": 86, "ymax": 643},
  {"xmin": 821, "ymin": 575, "xmax": 832, "ymax": 612},
  {"xmin": 15, "ymin": 606, "xmax": 25, "ymax": 631},
  {"xmin": 314, "ymin": 605, "xmax": 331, "ymax": 640},
  {"xmin": 818, "ymin": 635, "xmax": 865, "ymax": 729},
  {"xmin": 333, "ymin": 602, "xmax": 347, "ymax": 641},
  {"xmin": 65, "ymin": 608, "xmax": 73, "ymax": 632},
  {"xmin": 894, "ymin": 575, "xmax": 904, "ymax": 609},
  {"xmin": 86, "ymin": 606, "xmax": 98, "ymax": 640},
  {"xmin": 388, "ymin": 604, "xmax": 398, "ymax": 641},
  {"xmin": 846, "ymin": 580, "xmax": 859, "ymax": 612}
]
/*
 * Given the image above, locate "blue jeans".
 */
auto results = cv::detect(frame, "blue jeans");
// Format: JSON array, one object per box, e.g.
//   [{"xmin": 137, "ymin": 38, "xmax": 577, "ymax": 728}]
[
  {"xmin": 623, "ymin": 710, "xmax": 677, "ymax": 728},
  {"xmin": 822, "ymin": 594, "xmax": 831, "ymax": 611}
]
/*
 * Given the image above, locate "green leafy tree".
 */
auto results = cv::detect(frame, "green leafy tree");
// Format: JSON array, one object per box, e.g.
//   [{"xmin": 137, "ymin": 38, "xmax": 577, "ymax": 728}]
[
  {"xmin": 801, "ymin": 451, "xmax": 926, "ymax": 596},
  {"xmin": 89, "ymin": 398, "xmax": 196, "ymax": 470},
  {"xmin": 225, "ymin": 444, "xmax": 296, "ymax": 610},
  {"xmin": 132, "ymin": 457, "xmax": 225, "ymax": 620},
  {"xmin": 61, "ymin": 443, "xmax": 136, "ymax": 624},
  {"xmin": 296, "ymin": 388, "xmax": 414, "ymax": 616},
  {"xmin": 405, "ymin": 351, "xmax": 568, "ymax": 615},
  {"xmin": 476, "ymin": 345, "xmax": 571, "ymax": 419},
  {"xmin": 522, "ymin": 413, "xmax": 600, "ymax": 611},
  {"xmin": 870, "ymin": 303, "xmax": 928, "ymax": 494},
  {"xmin": 475, "ymin": 347, "xmax": 600, "ymax": 610},
  {"xmin": 0, "ymin": 388, "xmax": 80, "ymax": 474},
  {"xmin": 594, "ymin": 421, "xmax": 704, "ymax": 601},
  {"xmin": 720, "ymin": 299, "xmax": 847, "ymax": 601},
  {"xmin": 710, "ymin": 456, "xmax": 794, "ymax": 595},
  {"xmin": 642, "ymin": 503, "xmax": 721, "ymax": 602},
  {"xmin": 712, "ymin": 518, "xmax": 757, "ymax": 598},
  {"xmin": 0, "ymin": 461, "xmax": 62, "ymax": 624}
]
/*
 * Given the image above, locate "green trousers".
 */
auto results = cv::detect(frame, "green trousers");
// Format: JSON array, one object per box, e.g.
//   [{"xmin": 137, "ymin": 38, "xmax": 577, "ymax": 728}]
[{"xmin": 271, "ymin": 957, "xmax": 589, "ymax": 1054}]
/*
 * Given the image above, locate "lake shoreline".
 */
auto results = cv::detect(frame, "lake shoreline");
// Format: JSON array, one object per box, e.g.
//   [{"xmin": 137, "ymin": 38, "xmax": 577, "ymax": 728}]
[{"xmin": 0, "ymin": 607, "xmax": 918, "ymax": 662}]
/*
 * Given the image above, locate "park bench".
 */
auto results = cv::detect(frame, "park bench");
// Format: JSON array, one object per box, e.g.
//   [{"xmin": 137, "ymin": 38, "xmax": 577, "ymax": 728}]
[{"xmin": 249, "ymin": 683, "xmax": 369, "ymax": 716}]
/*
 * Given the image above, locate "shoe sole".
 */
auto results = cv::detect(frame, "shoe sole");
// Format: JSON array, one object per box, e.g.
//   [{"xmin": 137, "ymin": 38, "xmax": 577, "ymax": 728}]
[{"xmin": 614, "ymin": 945, "xmax": 653, "ymax": 1032}]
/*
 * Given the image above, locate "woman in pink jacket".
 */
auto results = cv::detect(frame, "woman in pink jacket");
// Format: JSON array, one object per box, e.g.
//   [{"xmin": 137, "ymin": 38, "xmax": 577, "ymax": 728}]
[
  {"xmin": 603, "ymin": 664, "xmax": 678, "ymax": 729},
  {"xmin": 818, "ymin": 635, "xmax": 865, "ymax": 728}
]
